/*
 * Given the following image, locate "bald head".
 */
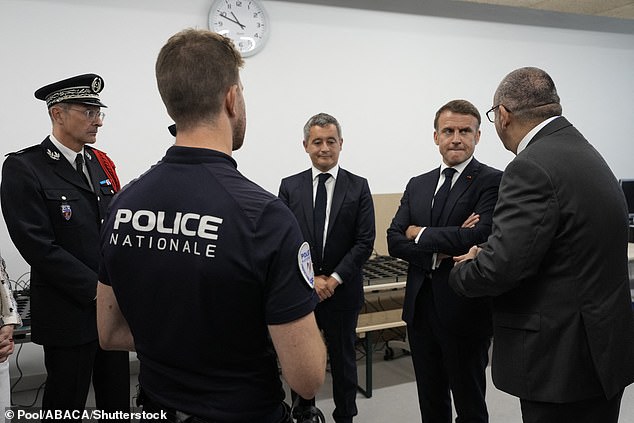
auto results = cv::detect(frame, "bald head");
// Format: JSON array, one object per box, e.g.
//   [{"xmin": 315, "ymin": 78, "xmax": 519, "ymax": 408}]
[{"xmin": 494, "ymin": 67, "xmax": 562, "ymax": 124}]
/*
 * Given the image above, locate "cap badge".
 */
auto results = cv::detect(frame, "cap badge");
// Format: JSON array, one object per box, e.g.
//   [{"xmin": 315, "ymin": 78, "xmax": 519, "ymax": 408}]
[
  {"xmin": 91, "ymin": 76, "xmax": 103, "ymax": 93},
  {"xmin": 46, "ymin": 149, "xmax": 60, "ymax": 161}
]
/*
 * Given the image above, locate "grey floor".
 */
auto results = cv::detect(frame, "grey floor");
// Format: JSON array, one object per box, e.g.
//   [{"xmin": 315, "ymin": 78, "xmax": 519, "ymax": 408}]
[
  {"xmin": 11, "ymin": 345, "xmax": 634, "ymax": 422},
  {"xmin": 314, "ymin": 348, "xmax": 634, "ymax": 422}
]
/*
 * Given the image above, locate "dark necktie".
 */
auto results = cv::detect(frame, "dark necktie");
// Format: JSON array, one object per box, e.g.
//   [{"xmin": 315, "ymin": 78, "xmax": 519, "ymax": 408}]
[
  {"xmin": 313, "ymin": 173, "xmax": 331, "ymax": 261},
  {"xmin": 431, "ymin": 167, "xmax": 457, "ymax": 226},
  {"xmin": 75, "ymin": 153, "xmax": 89, "ymax": 186}
]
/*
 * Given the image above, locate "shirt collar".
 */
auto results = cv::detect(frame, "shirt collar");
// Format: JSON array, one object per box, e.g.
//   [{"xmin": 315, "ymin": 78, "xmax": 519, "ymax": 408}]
[
  {"xmin": 311, "ymin": 164, "xmax": 339, "ymax": 181},
  {"xmin": 49, "ymin": 134, "xmax": 84, "ymax": 165},
  {"xmin": 517, "ymin": 116, "xmax": 560, "ymax": 155},
  {"xmin": 163, "ymin": 146, "xmax": 238, "ymax": 168},
  {"xmin": 440, "ymin": 156, "xmax": 473, "ymax": 176}
]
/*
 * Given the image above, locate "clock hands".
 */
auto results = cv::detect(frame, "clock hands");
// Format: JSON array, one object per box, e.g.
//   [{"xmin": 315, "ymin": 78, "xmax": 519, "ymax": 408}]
[
  {"xmin": 231, "ymin": 12, "xmax": 246, "ymax": 29},
  {"xmin": 219, "ymin": 11, "xmax": 246, "ymax": 30}
]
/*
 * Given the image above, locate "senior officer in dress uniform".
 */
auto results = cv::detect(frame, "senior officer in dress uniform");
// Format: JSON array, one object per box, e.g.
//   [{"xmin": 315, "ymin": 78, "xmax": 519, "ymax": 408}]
[{"xmin": 0, "ymin": 73, "xmax": 130, "ymax": 420}]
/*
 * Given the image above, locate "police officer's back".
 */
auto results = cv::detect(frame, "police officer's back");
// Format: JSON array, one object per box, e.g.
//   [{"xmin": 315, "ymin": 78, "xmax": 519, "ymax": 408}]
[{"xmin": 97, "ymin": 29, "xmax": 326, "ymax": 423}]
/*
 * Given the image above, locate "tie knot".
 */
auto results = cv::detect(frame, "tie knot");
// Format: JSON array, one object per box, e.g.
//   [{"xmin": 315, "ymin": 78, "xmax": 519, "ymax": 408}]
[
  {"xmin": 442, "ymin": 167, "xmax": 456, "ymax": 179},
  {"xmin": 318, "ymin": 173, "xmax": 331, "ymax": 184},
  {"xmin": 76, "ymin": 153, "xmax": 84, "ymax": 166}
]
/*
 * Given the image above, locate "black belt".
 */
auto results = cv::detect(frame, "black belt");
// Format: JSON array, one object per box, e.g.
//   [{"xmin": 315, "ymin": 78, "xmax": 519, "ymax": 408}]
[{"xmin": 139, "ymin": 392, "xmax": 291, "ymax": 423}]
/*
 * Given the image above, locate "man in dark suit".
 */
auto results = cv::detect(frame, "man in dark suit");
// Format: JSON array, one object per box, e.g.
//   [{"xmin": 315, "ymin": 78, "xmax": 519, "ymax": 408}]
[
  {"xmin": 279, "ymin": 112, "xmax": 375, "ymax": 423},
  {"xmin": 450, "ymin": 67, "xmax": 634, "ymax": 423},
  {"xmin": 387, "ymin": 99, "xmax": 502, "ymax": 422},
  {"xmin": 1, "ymin": 74, "xmax": 129, "ymax": 420}
]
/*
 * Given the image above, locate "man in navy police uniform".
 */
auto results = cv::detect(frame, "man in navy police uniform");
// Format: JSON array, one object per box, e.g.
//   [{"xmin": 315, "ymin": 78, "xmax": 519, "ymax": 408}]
[
  {"xmin": 1, "ymin": 73, "xmax": 129, "ymax": 419},
  {"xmin": 97, "ymin": 29, "xmax": 327, "ymax": 423}
]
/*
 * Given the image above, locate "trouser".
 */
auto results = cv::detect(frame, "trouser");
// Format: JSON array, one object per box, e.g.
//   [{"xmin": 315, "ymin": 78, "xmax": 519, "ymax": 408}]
[
  {"xmin": 408, "ymin": 281, "xmax": 490, "ymax": 423},
  {"xmin": 42, "ymin": 341, "xmax": 130, "ymax": 422}
]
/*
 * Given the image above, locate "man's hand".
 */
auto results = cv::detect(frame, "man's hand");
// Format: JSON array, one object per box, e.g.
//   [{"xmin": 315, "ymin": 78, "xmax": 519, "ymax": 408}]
[
  {"xmin": 462, "ymin": 213, "xmax": 480, "ymax": 228},
  {"xmin": 406, "ymin": 225, "xmax": 422, "ymax": 240},
  {"xmin": 430, "ymin": 213, "xmax": 482, "ymax": 264},
  {"xmin": 314, "ymin": 275, "xmax": 339, "ymax": 301},
  {"xmin": 454, "ymin": 245, "xmax": 481, "ymax": 264},
  {"xmin": 0, "ymin": 325, "xmax": 15, "ymax": 362}
]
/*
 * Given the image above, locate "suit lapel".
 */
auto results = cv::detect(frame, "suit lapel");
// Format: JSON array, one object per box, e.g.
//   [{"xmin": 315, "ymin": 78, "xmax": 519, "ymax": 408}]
[
  {"xmin": 300, "ymin": 170, "xmax": 316, "ymax": 242},
  {"xmin": 423, "ymin": 169, "xmax": 440, "ymax": 225},
  {"xmin": 438, "ymin": 159, "xmax": 481, "ymax": 225},
  {"xmin": 326, "ymin": 169, "xmax": 348, "ymax": 242},
  {"xmin": 84, "ymin": 148, "xmax": 112, "ymax": 194},
  {"xmin": 42, "ymin": 138, "xmax": 91, "ymax": 191}
]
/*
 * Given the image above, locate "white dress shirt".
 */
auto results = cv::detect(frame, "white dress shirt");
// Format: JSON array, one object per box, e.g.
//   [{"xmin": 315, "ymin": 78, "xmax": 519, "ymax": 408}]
[
  {"xmin": 49, "ymin": 135, "xmax": 93, "ymax": 190},
  {"xmin": 516, "ymin": 116, "xmax": 560, "ymax": 155}
]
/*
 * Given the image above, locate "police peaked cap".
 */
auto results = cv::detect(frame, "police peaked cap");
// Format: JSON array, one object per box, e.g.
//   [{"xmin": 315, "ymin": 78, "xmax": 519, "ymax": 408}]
[{"xmin": 34, "ymin": 73, "xmax": 107, "ymax": 108}]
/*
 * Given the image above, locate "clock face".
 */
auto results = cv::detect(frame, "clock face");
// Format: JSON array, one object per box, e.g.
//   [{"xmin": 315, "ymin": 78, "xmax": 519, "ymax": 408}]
[{"xmin": 208, "ymin": 0, "xmax": 270, "ymax": 57}]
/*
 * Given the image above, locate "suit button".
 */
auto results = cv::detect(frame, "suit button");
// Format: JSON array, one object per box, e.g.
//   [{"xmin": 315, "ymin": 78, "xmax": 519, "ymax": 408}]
[{"xmin": 97, "ymin": 196, "xmax": 101, "ymax": 201}]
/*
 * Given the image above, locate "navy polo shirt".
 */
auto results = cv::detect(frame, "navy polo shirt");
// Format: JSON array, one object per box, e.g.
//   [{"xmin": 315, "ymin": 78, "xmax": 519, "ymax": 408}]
[{"xmin": 99, "ymin": 146, "xmax": 318, "ymax": 421}]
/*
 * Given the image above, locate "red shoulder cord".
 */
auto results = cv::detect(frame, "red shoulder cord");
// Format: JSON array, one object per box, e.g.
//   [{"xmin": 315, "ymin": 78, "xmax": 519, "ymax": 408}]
[{"xmin": 91, "ymin": 148, "xmax": 121, "ymax": 192}]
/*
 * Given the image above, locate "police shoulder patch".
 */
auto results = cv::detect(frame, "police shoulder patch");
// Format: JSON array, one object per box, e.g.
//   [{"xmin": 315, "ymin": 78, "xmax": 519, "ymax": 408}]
[{"xmin": 297, "ymin": 241, "xmax": 315, "ymax": 289}]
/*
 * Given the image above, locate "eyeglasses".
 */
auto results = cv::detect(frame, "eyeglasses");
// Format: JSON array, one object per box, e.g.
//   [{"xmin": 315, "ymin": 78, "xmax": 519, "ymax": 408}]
[
  {"xmin": 485, "ymin": 104, "xmax": 508, "ymax": 123},
  {"xmin": 66, "ymin": 107, "xmax": 106, "ymax": 122},
  {"xmin": 486, "ymin": 102, "xmax": 556, "ymax": 123}
]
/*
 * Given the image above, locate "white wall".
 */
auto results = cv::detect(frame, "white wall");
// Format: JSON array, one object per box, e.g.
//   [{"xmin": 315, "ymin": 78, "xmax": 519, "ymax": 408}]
[{"xmin": 1, "ymin": 0, "xmax": 633, "ymax": 387}]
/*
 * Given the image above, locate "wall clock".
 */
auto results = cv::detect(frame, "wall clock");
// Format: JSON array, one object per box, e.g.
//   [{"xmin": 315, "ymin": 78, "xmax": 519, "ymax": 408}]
[{"xmin": 208, "ymin": 0, "xmax": 270, "ymax": 57}]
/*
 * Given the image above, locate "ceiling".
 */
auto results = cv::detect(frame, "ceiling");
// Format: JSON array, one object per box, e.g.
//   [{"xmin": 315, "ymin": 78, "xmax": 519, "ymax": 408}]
[
  {"xmin": 277, "ymin": 0, "xmax": 634, "ymax": 34},
  {"xmin": 456, "ymin": 0, "xmax": 634, "ymax": 20}
]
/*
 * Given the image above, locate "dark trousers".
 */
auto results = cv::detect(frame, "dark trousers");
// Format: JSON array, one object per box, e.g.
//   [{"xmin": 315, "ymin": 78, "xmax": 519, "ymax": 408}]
[
  {"xmin": 408, "ymin": 283, "xmax": 490, "ymax": 423},
  {"xmin": 292, "ymin": 306, "xmax": 359, "ymax": 423},
  {"xmin": 520, "ymin": 389, "xmax": 624, "ymax": 423},
  {"xmin": 42, "ymin": 341, "xmax": 130, "ymax": 422}
]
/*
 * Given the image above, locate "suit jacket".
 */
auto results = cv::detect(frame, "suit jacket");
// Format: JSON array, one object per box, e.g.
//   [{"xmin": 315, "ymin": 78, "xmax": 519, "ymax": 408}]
[
  {"xmin": 1, "ymin": 137, "xmax": 117, "ymax": 346},
  {"xmin": 387, "ymin": 158, "xmax": 502, "ymax": 337},
  {"xmin": 278, "ymin": 168, "xmax": 375, "ymax": 311},
  {"xmin": 449, "ymin": 117, "xmax": 634, "ymax": 402}
]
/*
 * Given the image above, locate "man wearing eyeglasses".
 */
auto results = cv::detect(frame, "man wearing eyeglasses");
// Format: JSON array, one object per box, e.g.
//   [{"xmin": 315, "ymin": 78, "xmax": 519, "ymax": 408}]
[
  {"xmin": 0, "ymin": 74, "xmax": 130, "ymax": 421},
  {"xmin": 450, "ymin": 67, "xmax": 634, "ymax": 423}
]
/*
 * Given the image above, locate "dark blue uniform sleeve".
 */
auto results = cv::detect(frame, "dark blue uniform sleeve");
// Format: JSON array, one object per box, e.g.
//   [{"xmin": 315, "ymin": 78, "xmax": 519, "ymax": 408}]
[{"xmin": 254, "ymin": 199, "xmax": 318, "ymax": 325}]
